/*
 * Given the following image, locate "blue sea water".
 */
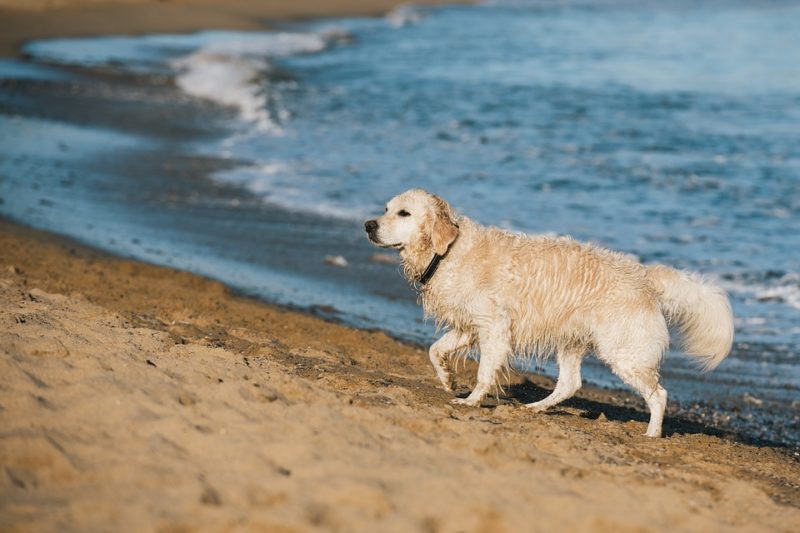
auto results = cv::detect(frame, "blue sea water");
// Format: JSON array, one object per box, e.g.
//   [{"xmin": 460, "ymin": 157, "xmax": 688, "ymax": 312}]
[{"xmin": 2, "ymin": 1, "xmax": 799, "ymax": 428}]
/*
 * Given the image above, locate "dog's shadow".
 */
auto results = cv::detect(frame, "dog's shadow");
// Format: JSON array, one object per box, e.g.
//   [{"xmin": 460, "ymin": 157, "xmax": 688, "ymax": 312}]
[{"xmin": 475, "ymin": 380, "xmax": 787, "ymax": 448}]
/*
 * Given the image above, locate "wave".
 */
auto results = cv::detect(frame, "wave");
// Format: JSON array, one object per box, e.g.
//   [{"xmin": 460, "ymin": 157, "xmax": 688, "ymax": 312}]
[
  {"xmin": 170, "ymin": 32, "xmax": 330, "ymax": 133},
  {"xmin": 211, "ymin": 163, "xmax": 370, "ymax": 221},
  {"xmin": 24, "ymin": 30, "xmax": 338, "ymax": 133},
  {"xmin": 721, "ymin": 272, "xmax": 800, "ymax": 311}
]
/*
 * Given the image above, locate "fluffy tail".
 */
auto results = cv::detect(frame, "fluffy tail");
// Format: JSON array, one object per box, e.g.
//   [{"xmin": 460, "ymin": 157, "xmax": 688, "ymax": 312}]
[{"xmin": 647, "ymin": 265, "xmax": 734, "ymax": 371}]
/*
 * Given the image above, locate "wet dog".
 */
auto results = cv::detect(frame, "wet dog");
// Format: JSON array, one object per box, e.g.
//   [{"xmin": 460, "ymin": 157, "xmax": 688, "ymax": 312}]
[{"xmin": 365, "ymin": 189, "xmax": 733, "ymax": 437}]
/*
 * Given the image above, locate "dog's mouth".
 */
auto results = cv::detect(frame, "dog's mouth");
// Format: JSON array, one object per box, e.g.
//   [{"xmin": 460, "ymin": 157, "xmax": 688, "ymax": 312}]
[
  {"xmin": 367, "ymin": 232, "xmax": 402, "ymax": 249},
  {"xmin": 368, "ymin": 234, "xmax": 402, "ymax": 249}
]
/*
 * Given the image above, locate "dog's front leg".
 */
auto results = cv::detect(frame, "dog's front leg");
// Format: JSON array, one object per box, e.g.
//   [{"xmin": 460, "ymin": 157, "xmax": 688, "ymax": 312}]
[
  {"xmin": 452, "ymin": 320, "xmax": 510, "ymax": 407},
  {"xmin": 429, "ymin": 330, "xmax": 471, "ymax": 392}
]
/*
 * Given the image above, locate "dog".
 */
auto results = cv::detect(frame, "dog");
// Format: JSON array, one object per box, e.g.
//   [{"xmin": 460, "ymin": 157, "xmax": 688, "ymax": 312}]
[{"xmin": 365, "ymin": 189, "xmax": 734, "ymax": 437}]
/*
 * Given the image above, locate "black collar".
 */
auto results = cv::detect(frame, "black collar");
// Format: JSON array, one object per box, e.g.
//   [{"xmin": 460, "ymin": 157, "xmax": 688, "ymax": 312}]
[
  {"xmin": 417, "ymin": 253, "xmax": 443, "ymax": 286},
  {"xmin": 416, "ymin": 222, "xmax": 459, "ymax": 287}
]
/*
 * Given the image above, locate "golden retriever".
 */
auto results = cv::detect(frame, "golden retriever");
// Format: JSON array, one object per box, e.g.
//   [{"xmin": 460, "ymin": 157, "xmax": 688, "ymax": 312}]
[{"xmin": 365, "ymin": 188, "xmax": 734, "ymax": 437}]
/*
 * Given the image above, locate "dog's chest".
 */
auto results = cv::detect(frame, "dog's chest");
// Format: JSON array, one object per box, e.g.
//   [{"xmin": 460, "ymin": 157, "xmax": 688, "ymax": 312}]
[{"xmin": 421, "ymin": 279, "xmax": 481, "ymax": 331}]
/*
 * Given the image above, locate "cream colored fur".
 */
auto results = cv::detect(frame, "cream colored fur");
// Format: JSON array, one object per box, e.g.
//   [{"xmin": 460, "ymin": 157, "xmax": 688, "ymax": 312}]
[{"xmin": 366, "ymin": 189, "xmax": 734, "ymax": 437}]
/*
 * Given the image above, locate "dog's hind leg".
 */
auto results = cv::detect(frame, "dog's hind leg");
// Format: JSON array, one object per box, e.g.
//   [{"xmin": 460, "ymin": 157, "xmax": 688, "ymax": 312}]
[
  {"xmin": 452, "ymin": 320, "xmax": 511, "ymax": 407},
  {"xmin": 610, "ymin": 360, "xmax": 667, "ymax": 438},
  {"xmin": 525, "ymin": 347, "xmax": 584, "ymax": 412},
  {"xmin": 595, "ymin": 315, "xmax": 669, "ymax": 437},
  {"xmin": 642, "ymin": 382, "xmax": 668, "ymax": 438},
  {"xmin": 429, "ymin": 330, "xmax": 472, "ymax": 392},
  {"xmin": 610, "ymin": 356, "xmax": 668, "ymax": 438}
]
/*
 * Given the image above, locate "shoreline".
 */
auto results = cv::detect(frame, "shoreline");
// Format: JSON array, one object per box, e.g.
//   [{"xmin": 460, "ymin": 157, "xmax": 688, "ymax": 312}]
[{"xmin": 0, "ymin": 0, "xmax": 467, "ymax": 58}]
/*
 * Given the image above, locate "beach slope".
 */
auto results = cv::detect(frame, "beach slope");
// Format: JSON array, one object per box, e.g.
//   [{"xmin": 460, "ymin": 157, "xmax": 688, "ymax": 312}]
[{"xmin": 1, "ymin": 220, "xmax": 798, "ymax": 531}]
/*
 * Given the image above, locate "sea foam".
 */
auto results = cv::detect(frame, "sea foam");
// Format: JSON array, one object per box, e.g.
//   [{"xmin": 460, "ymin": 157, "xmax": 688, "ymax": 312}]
[
  {"xmin": 211, "ymin": 163, "xmax": 370, "ymax": 221},
  {"xmin": 721, "ymin": 272, "xmax": 800, "ymax": 312},
  {"xmin": 170, "ymin": 33, "xmax": 328, "ymax": 133}
]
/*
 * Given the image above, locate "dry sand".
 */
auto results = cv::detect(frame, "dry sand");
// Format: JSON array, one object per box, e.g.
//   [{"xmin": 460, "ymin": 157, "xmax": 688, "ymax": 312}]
[{"xmin": 1, "ymin": 221, "xmax": 799, "ymax": 532}]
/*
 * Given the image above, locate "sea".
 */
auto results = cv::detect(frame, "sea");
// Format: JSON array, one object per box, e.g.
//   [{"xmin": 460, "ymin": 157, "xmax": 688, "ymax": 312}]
[{"xmin": 1, "ymin": 0, "xmax": 798, "ymax": 443}]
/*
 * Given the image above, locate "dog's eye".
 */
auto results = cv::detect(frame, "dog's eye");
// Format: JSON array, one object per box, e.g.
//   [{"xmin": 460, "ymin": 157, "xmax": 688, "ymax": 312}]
[{"xmin": 398, "ymin": 210, "xmax": 410, "ymax": 217}]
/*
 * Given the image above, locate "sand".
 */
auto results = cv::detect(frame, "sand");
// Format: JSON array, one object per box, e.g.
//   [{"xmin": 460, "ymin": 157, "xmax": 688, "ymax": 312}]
[{"xmin": 2, "ymin": 221, "xmax": 799, "ymax": 532}]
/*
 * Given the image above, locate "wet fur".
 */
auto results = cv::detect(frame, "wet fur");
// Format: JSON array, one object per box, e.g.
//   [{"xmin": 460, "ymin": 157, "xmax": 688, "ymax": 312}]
[{"xmin": 366, "ymin": 189, "xmax": 734, "ymax": 437}]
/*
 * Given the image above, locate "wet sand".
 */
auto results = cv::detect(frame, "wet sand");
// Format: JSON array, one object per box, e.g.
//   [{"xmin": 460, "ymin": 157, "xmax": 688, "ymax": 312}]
[{"xmin": 2, "ymin": 220, "xmax": 800, "ymax": 531}]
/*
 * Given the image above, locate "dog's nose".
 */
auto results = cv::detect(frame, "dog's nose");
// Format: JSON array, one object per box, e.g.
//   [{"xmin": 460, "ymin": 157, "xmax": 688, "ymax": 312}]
[{"xmin": 365, "ymin": 220, "xmax": 378, "ymax": 233}]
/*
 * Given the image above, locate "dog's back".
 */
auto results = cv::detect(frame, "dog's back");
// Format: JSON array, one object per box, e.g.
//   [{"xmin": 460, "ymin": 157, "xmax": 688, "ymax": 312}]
[{"xmin": 429, "ymin": 221, "xmax": 663, "ymax": 356}]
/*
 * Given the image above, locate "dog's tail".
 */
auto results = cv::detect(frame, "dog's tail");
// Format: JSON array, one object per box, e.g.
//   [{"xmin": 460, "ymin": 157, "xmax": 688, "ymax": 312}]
[{"xmin": 647, "ymin": 265, "xmax": 734, "ymax": 371}]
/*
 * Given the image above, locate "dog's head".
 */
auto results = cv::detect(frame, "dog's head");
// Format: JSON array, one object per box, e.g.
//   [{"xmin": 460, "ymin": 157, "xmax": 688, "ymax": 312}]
[{"xmin": 364, "ymin": 189, "xmax": 459, "ymax": 257}]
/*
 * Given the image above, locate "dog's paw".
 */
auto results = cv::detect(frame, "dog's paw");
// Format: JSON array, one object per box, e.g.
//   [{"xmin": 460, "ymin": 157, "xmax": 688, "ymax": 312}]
[
  {"xmin": 451, "ymin": 397, "xmax": 478, "ymax": 407},
  {"xmin": 523, "ymin": 401, "xmax": 548, "ymax": 413}
]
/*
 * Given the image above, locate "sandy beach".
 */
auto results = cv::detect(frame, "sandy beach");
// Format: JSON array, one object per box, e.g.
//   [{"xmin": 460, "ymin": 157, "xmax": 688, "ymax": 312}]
[
  {"xmin": 2, "ymin": 219, "xmax": 799, "ymax": 531},
  {"xmin": 1, "ymin": 0, "xmax": 800, "ymax": 530}
]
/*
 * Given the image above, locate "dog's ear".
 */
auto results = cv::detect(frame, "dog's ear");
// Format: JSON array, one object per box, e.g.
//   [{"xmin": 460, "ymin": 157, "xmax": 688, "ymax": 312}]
[{"xmin": 430, "ymin": 194, "xmax": 459, "ymax": 256}]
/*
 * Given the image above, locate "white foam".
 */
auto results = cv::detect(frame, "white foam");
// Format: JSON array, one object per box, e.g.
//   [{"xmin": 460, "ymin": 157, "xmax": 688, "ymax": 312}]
[
  {"xmin": 754, "ymin": 273, "xmax": 800, "ymax": 310},
  {"xmin": 211, "ymin": 163, "xmax": 369, "ymax": 221},
  {"xmin": 172, "ymin": 52, "xmax": 280, "ymax": 132},
  {"xmin": 722, "ymin": 272, "xmax": 800, "ymax": 311},
  {"xmin": 170, "ymin": 32, "xmax": 327, "ymax": 133}
]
